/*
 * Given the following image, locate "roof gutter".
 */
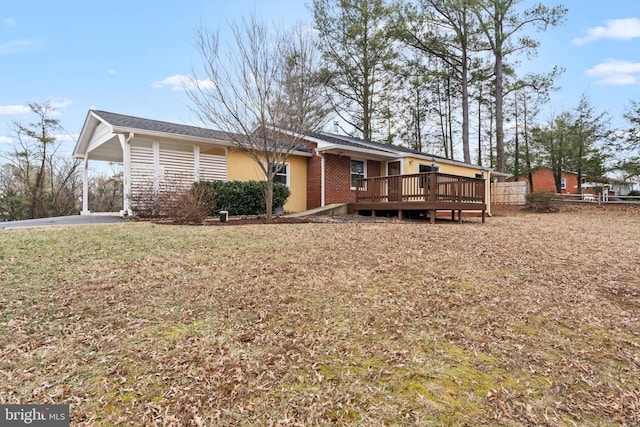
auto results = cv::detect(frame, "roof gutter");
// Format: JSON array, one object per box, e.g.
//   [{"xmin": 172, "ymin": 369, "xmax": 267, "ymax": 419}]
[
  {"xmin": 316, "ymin": 144, "xmax": 397, "ymax": 160},
  {"xmin": 109, "ymin": 126, "xmax": 313, "ymax": 157}
]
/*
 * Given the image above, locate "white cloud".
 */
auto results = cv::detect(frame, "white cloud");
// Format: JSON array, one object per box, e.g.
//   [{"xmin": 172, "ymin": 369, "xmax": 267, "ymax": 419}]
[
  {"xmin": 0, "ymin": 104, "xmax": 30, "ymax": 115},
  {"xmin": 585, "ymin": 59, "xmax": 640, "ymax": 85},
  {"xmin": 572, "ymin": 18, "xmax": 640, "ymax": 45},
  {"xmin": 0, "ymin": 135, "xmax": 12, "ymax": 144},
  {"xmin": 50, "ymin": 98, "xmax": 73, "ymax": 109},
  {"xmin": 2, "ymin": 18, "xmax": 16, "ymax": 27},
  {"xmin": 54, "ymin": 133, "xmax": 79, "ymax": 144},
  {"xmin": 108, "ymin": 69, "xmax": 117, "ymax": 75},
  {"xmin": 0, "ymin": 39, "xmax": 39, "ymax": 55},
  {"xmin": 152, "ymin": 74, "xmax": 215, "ymax": 91}
]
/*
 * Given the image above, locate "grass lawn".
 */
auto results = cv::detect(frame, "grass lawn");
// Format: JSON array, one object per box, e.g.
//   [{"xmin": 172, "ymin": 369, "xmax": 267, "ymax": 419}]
[{"xmin": 1, "ymin": 207, "xmax": 639, "ymax": 426}]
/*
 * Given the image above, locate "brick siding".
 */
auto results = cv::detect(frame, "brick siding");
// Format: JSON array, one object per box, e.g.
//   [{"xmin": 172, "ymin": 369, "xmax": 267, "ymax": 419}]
[
  {"xmin": 513, "ymin": 168, "xmax": 579, "ymax": 194},
  {"xmin": 305, "ymin": 149, "xmax": 384, "ymax": 208}
]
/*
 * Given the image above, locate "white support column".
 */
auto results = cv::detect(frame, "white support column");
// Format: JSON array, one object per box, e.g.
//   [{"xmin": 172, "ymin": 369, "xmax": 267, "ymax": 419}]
[
  {"xmin": 193, "ymin": 144, "xmax": 200, "ymax": 182},
  {"xmin": 119, "ymin": 134, "xmax": 133, "ymax": 216},
  {"xmin": 80, "ymin": 156, "xmax": 90, "ymax": 215},
  {"xmin": 153, "ymin": 140, "xmax": 161, "ymax": 193}
]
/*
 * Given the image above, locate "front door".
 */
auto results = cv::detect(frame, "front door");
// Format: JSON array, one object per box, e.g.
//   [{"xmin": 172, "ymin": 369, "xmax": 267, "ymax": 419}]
[{"xmin": 387, "ymin": 161, "xmax": 401, "ymax": 202}]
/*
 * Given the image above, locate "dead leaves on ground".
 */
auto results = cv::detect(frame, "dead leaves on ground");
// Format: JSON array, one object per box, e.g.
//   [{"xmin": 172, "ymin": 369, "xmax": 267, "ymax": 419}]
[{"xmin": 1, "ymin": 209, "xmax": 639, "ymax": 425}]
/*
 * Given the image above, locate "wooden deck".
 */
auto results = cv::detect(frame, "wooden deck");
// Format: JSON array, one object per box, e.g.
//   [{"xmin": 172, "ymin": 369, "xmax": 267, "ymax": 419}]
[{"xmin": 353, "ymin": 172, "xmax": 486, "ymax": 223}]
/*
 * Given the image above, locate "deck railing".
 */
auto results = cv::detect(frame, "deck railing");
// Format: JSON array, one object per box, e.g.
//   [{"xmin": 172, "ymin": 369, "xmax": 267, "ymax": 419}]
[{"xmin": 355, "ymin": 172, "xmax": 485, "ymax": 205}]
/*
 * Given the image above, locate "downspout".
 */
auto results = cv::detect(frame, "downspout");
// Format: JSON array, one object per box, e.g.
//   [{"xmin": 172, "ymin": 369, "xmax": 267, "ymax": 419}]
[
  {"xmin": 121, "ymin": 132, "xmax": 134, "ymax": 217},
  {"xmin": 319, "ymin": 150, "xmax": 326, "ymax": 207}
]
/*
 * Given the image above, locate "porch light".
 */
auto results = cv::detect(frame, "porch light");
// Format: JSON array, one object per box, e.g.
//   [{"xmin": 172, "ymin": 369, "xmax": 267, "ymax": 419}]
[{"xmin": 431, "ymin": 156, "xmax": 435, "ymax": 169}]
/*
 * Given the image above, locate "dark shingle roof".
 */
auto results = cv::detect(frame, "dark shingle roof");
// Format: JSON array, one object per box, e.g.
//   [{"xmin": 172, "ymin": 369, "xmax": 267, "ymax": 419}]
[
  {"xmin": 92, "ymin": 110, "xmax": 233, "ymax": 142},
  {"xmin": 91, "ymin": 110, "xmax": 312, "ymax": 153},
  {"xmin": 308, "ymin": 131, "xmax": 444, "ymax": 159}
]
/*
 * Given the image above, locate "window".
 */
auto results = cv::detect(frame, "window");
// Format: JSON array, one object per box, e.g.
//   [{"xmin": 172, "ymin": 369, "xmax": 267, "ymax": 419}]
[
  {"xmin": 350, "ymin": 160, "xmax": 365, "ymax": 188},
  {"xmin": 419, "ymin": 164, "xmax": 439, "ymax": 188},
  {"xmin": 561, "ymin": 177, "xmax": 567, "ymax": 190},
  {"xmin": 419, "ymin": 164, "xmax": 439, "ymax": 173},
  {"xmin": 272, "ymin": 163, "xmax": 290, "ymax": 187}
]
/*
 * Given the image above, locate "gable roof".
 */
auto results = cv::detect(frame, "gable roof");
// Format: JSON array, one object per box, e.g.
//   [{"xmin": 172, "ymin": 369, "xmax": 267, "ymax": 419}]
[
  {"xmin": 90, "ymin": 110, "xmax": 233, "ymax": 142},
  {"xmin": 74, "ymin": 110, "xmax": 314, "ymax": 159},
  {"xmin": 308, "ymin": 131, "xmax": 443, "ymax": 158},
  {"xmin": 305, "ymin": 131, "xmax": 490, "ymax": 170},
  {"xmin": 75, "ymin": 110, "xmax": 486, "ymax": 169}
]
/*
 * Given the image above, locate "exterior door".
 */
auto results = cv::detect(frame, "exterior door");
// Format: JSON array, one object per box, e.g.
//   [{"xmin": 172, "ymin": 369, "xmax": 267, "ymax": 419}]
[{"xmin": 387, "ymin": 161, "xmax": 402, "ymax": 202}]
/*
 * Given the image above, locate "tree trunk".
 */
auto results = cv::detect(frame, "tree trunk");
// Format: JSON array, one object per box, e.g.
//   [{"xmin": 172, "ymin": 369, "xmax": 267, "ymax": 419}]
[
  {"xmin": 523, "ymin": 97, "xmax": 534, "ymax": 192},
  {"xmin": 513, "ymin": 92, "xmax": 520, "ymax": 180},
  {"xmin": 461, "ymin": 51, "xmax": 471, "ymax": 163},
  {"xmin": 477, "ymin": 86, "xmax": 483, "ymax": 166},
  {"xmin": 447, "ymin": 74, "xmax": 454, "ymax": 160},
  {"xmin": 264, "ymin": 178, "xmax": 274, "ymax": 221},
  {"xmin": 493, "ymin": 2, "xmax": 505, "ymax": 172}
]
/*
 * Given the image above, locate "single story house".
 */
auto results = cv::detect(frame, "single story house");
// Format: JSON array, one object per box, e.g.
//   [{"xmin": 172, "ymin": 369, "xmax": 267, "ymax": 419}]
[
  {"xmin": 73, "ymin": 110, "xmax": 495, "ymax": 218},
  {"xmin": 509, "ymin": 167, "xmax": 580, "ymax": 195},
  {"xmin": 509, "ymin": 167, "xmax": 635, "ymax": 197}
]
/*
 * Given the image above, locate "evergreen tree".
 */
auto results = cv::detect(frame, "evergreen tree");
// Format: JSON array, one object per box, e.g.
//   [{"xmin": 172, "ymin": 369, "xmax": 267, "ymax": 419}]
[{"xmin": 313, "ymin": 0, "xmax": 396, "ymax": 140}]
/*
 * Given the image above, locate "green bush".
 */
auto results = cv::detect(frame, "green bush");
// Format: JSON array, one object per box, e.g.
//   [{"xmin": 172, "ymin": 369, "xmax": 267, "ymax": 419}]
[
  {"xmin": 196, "ymin": 180, "xmax": 290, "ymax": 216},
  {"xmin": 627, "ymin": 190, "xmax": 640, "ymax": 197},
  {"xmin": 525, "ymin": 191, "xmax": 558, "ymax": 212}
]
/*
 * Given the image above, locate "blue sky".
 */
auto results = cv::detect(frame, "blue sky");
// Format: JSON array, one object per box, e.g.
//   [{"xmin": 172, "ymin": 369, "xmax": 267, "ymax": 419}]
[{"xmin": 1, "ymin": 0, "xmax": 639, "ymax": 161}]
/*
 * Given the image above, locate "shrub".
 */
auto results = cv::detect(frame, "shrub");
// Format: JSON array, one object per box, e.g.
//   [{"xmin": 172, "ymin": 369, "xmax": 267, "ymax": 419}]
[
  {"xmin": 525, "ymin": 191, "xmax": 558, "ymax": 212},
  {"xmin": 626, "ymin": 190, "xmax": 640, "ymax": 198},
  {"xmin": 129, "ymin": 180, "xmax": 167, "ymax": 218},
  {"xmin": 130, "ymin": 180, "xmax": 215, "ymax": 224},
  {"xmin": 165, "ymin": 184, "xmax": 216, "ymax": 224},
  {"xmin": 198, "ymin": 180, "xmax": 290, "ymax": 216}
]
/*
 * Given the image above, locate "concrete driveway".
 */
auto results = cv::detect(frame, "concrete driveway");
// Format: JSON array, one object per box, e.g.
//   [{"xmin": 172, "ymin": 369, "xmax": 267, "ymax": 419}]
[{"xmin": 0, "ymin": 213, "xmax": 129, "ymax": 230}]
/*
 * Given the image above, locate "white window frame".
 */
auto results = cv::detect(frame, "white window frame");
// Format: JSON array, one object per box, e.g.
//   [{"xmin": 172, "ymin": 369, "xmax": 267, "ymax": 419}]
[
  {"xmin": 350, "ymin": 159, "xmax": 366, "ymax": 190},
  {"xmin": 272, "ymin": 162, "xmax": 290, "ymax": 187},
  {"xmin": 561, "ymin": 177, "xmax": 567, "ymax": 190}
]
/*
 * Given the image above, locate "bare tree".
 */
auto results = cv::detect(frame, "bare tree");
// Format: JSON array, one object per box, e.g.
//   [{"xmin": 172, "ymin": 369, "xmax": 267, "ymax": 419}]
[
  {"xmin": 88, "ymin": 166, "xmax": 124, "ymax": 213},
  {"xmin": 277, "ymin": 26, "xmax": 333, "ymax": 132},
  {"xmin": 1, "ymin": 102, "xmax": 81, "ymax": 219},
  {"xmin": 188, "ymin": 17, "xmax": 324, "ymax": 220}
]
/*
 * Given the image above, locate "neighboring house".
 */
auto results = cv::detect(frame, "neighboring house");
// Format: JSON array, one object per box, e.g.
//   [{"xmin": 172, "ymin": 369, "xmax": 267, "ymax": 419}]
[
  {"xmin": 510, "ymin": 167, "xmax": 581, "ymax": 195},
  {"xmin": 601, "ymin": 178, "xmax": 634, "ymax": 196},
  {"xmin": 73, "ymin": 110, "xmax": 493, "ymax": 216},
  {"xmin": 507, "ymin": 167, "xmax": 635, "ymax": 198}
]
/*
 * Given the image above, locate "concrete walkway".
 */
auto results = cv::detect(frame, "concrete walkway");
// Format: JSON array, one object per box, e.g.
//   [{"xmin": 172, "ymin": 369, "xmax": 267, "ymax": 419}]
[
  {"xmin": 285, "ymin": 203, "xmax": 349, "ymax": 218},
  {"xmin": 0, "ymin": 213, "xmax": 128, "ymax": 230}
]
